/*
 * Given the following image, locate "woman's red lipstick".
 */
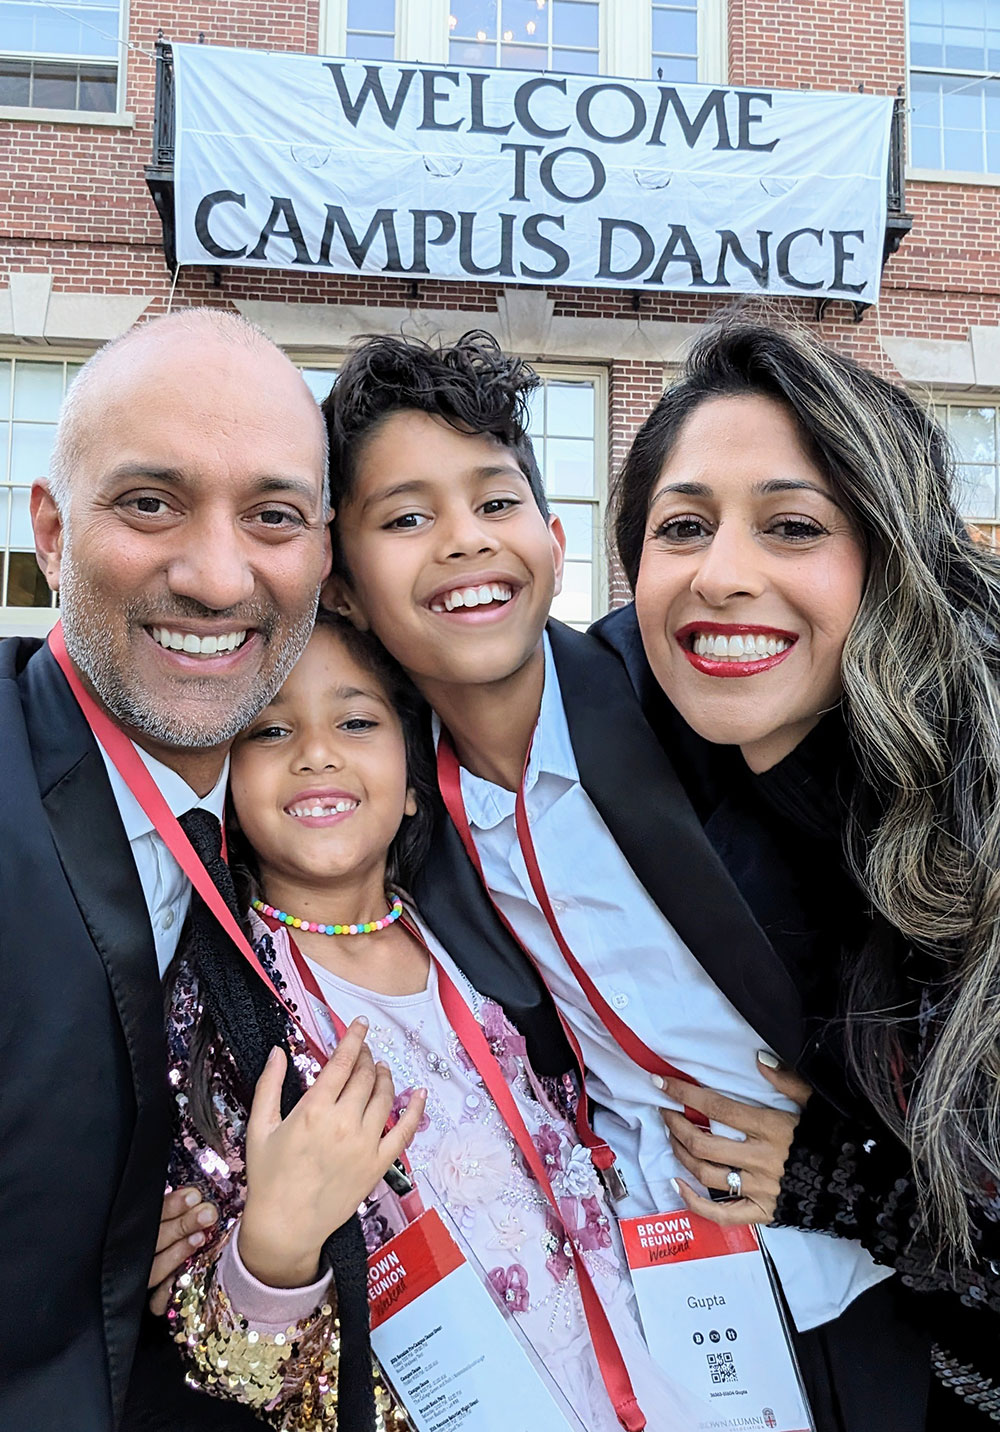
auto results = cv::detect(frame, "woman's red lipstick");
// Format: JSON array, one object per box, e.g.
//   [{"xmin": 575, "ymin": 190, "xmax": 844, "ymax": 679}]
[{"xmin": 674, "ymin": 622, "xmax": 798, "ymax": 678}]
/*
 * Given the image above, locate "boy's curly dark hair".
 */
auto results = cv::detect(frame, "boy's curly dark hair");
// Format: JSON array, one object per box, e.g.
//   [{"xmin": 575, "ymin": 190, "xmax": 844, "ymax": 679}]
[{"xmin": 322, "ymin": 330, "xmax": 547, "ymax": 538}]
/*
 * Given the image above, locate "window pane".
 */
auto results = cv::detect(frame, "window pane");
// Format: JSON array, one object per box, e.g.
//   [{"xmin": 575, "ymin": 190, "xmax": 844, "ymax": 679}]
[
  {"xmin": 653, "ymin": 54, "xmax": 697, "ymax": 81},
  {"xmin": 9, "ymin": 423, "xmax": 55, "ymax": 484},
  {"xmin": 299, "ymin": 368, "xmax": 337, "ymax": 404},
  {"xmin": 31, "ymin": 60, "xmax": 78, "ymax": 108},
  {"xmin": 501, "ymin": 42, "xmax": 546, "ymax": 68},
  {"xmin": 450, "ymin": 38, "xmax": 494, "ymax": 64},
  {"xmin": 553, "ymin": 46, "xmax": 599, "ymax": 72},
  {"xmin": 9, "ymin": 486, "xmax": 33, "ymax": 547},
  {"xmin": 6, "ymin": 550, "xmax": 52, "ymax": 607},
  {"xmin": 944, "ymin": 124, "xmax": 983, "ymax": 169},
  {"xmin": 78, "ymin": 64, "xmax": 116, "ymax": 111},
  {"xmin": 450, "ymin": 0, "xmax": 498, "ymax": 40},
  {"xmin": 550, "ymin": 558, "xmax": 592, "ymax": 626},
  {"xmin": 0, "ymin": 58, "xmax": 30, "ymax": 104},
  {"xmin": 505, "ymin": 0, "xmax": 548, "ymax": 43},
  {"xmin": 911, "ymin": 0, "xmax": 944, "ymax": 21},
  {"xmin": 552, "ymin": 0, "xmax": 599, "ymax": 48},
  {"xmin": 957, "ymin": 463, "xmax": 997, "ymax": 519},
  {"xmin": 345, "ymin": 33, "xmax": 395, "ymax": 59},
  {"xmin": 947, "ymin": 405, "xmax": 996, "ymax": 462},
  {"xmin": 0, "ymin": 363, "xmax": 10, "ymax": 419},
  {"xmin": 12, "ymin": 362, "xmax": 64, "ymax": 420},
  {"xmin": 348, "ymin": 0, "xmax": 395, "ymax": 28},
  {"xmin": 944, "ymin": 27, "xmax": 987, "ymax": 69},
  {"xmin": 910, "ymin": 24, "xmax": 944, "ymax": 66},
  {"xmin": 541, "ymin": 436, "xmax": 595, "ymax": 496},
  {"xmin": 653, "ymin": 8, "xmax": 698, "ymax": 56},
  {"xmin": 545, "ymin": 380, "xmax": 595, "ymax": 437},
  {"xmin": 551, "ymin": 500, "xmax": 594, "ymax": 558},
  {"xmin": 910, "ymin": 122, "xmax": 942, "ymax": 168}
]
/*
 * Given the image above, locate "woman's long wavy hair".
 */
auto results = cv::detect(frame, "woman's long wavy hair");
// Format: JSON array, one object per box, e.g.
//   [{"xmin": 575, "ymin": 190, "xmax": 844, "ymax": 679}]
[{"xmin": 613, "ymin": 315, "xmax": 1000, "ymax": 1256}]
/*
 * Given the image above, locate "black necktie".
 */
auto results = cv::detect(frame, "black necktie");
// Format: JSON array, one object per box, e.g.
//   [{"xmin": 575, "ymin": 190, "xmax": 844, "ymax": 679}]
[{"xmin": 177, "ymin": 807, "xmax": 241, "ymax": 923}]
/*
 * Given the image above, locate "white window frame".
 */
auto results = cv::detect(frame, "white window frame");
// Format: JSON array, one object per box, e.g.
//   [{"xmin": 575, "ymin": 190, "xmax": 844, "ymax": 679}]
[
  {"xmin": 931, "ymin": 393, "xmax": 1000, "ymax": 526},
  {"xmin": 0, "ymin": 0, "xmax": 131, "ymax": 124},
  {"xmin": 905, "ymin": 0, "xmax": 1000, "ymax": 183},
  {"xmin": 320, "ymin": 0, "xmax": 728, "ymax": 84}
]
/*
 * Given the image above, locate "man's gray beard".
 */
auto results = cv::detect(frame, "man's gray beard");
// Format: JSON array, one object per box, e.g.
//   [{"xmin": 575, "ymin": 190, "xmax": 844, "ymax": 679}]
[{"xmin": 58, "ymin": 548, "xmax": 319, "ymax": 749}]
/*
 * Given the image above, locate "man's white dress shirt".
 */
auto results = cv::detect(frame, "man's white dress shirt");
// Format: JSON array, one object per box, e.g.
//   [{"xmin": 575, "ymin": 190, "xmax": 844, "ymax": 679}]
[
  {"xmin": 96, "ymin": 740, "xmax": 229, "ymax": 977},
  {"xmin": 435, "ymin": 634, "xmax": 890, "ymax": 1333}
]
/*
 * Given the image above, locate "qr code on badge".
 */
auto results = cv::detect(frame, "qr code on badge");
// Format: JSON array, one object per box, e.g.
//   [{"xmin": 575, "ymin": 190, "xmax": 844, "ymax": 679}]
[{"xmin": 707, "ymin": 1351, "xmax": 738, "ymax": 1385}]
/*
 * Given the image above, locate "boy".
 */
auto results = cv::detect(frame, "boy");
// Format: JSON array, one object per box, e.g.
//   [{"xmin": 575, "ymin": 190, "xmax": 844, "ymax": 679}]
[{"xmin": 322, "ymin": 332, "xmax": 923, "ymax": 1432}]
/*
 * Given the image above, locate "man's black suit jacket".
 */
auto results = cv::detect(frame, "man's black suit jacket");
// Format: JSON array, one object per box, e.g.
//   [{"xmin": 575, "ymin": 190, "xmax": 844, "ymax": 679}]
[
  {"xmin": 413, "ymin": 618, "xmax": 806, "ymax": 1086},
  {"xmin": 0, "ymin": 636, "xmax": 170, "ymax": 1429}
]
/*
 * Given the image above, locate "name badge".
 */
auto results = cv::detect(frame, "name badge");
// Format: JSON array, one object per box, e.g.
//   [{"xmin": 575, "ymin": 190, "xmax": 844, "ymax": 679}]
[
  {"xmin": 620, "ymin": 1209, "xmax": 813, "ymax": 1432},
  {"xmin": 368, "ymin": 1208, "xmax": 580, "ymax": 1432}
]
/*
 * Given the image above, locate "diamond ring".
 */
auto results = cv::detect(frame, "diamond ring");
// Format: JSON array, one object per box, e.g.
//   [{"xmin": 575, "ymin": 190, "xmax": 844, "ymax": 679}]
[{"xmin": 726, "ymin": 1168, "xmax": 743, "ymax": 1198}]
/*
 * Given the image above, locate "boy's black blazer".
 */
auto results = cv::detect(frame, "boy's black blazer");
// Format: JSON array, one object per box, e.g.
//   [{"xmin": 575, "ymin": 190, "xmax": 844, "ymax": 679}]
[
  {"xmin": 413, "ymin": 617, "xmax": 805, "ymax": 1079},
  {"xmin": 0, "ymin": 636, "xmax": 168, "ymax": 1431}
]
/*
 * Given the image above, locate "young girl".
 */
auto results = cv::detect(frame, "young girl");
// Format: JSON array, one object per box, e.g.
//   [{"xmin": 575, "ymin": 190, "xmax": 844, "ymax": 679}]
[{"xmin": 164, "ymin": 612, "xmax": 687, "ymax": 1432}]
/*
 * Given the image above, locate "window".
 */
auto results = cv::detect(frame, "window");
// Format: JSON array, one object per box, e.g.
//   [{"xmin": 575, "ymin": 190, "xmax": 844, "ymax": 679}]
[
  {"xmin": 909, "ymin": 0, "xmax": 1000, "ymax": 173},
  {"xmin": 526, "ymin": 372, "xmax": 605, "ymax": 628},
  {"xmin": 651, "ymin": 2, "xmax": 698, "ymax": 81},
  {"xmin": 935, "ymin": 401, "xmax": 1000, "ymax": 521},
  {"xmin": 448, "ymin": 0, "xmax": 600, "ymax": 74},
  {"xmin": 345, "ymin": 0, "xmax": 397, "ymax": 61},
  {"xmin": 0, "ymin": 358, "xmax": 80, "ymax": 624},
  {"xmin": 0, "ymin": 0, "xmax": 122, "ymax": 113}
]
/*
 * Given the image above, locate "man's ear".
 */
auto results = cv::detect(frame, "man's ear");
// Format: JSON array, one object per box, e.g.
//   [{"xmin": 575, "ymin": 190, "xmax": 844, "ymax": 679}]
[
  {"xmin": 548, "ymin": 513, "xmax": 567, "ymax": 600},
  {"xmin": 321, "ymin": 572, "xmax": 371, "ymax": 631},
  {"xmin": 31, "ymin": 480, "xmax": 64, "ymax": 592},
  {"xmin": 404, "ymin": 786, "xmax": 418, "ymax": 818}
]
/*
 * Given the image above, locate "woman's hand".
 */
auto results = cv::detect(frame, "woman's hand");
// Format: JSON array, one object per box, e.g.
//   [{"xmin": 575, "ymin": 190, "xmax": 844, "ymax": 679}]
[
  {"xmin": 148, "ymin": 1186, "xmax": 219, "ymax": 1314},
  {"xmin": 657, "ymin": 1055, "xmax": 812, "ymax": 1227},
  {"xmin": 239, "ymin": 1019, "xmax": 427, "ymax": 1289}
]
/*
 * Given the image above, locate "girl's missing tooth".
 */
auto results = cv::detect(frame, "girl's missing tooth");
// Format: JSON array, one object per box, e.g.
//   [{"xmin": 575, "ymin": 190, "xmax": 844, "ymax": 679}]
[{"xmin": 164, "ymin": 612, "xmax": 684, "ymax": 1432}]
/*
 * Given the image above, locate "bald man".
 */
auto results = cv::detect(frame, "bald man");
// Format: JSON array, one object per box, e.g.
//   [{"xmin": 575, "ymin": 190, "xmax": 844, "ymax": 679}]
[{"xmin": 0, "ymin": 312, "xmax": 332, "ymax": 1431}]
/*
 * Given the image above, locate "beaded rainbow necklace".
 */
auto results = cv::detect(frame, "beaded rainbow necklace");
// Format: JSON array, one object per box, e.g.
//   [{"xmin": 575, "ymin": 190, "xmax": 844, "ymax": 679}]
[{"xmin": 251, "ymin": 893, "xmax": 403, "ymax": 937}]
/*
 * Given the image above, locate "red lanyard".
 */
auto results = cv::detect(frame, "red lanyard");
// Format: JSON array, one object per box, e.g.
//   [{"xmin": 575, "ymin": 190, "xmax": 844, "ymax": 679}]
[
  {"xmin": 47, "ymin": 621, "xmax": 328, "ymax": 1069},
  {"xmin": 437, "ymin": 731, "xmax": 710, "ymax": 1132},
  {"xmin": 281, "ymin": 913, "xmax": 645, "ymax": 1432}
]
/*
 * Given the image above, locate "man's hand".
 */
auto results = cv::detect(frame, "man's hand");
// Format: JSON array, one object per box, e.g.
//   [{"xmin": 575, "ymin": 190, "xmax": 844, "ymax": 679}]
[
  {"xmin": 657, "ymin": 1056, "xmax": 812, "ymax": 1227},
  {"xmin": 148, "ymin": 1186, "xmax": 219, "ymax": 1314}
]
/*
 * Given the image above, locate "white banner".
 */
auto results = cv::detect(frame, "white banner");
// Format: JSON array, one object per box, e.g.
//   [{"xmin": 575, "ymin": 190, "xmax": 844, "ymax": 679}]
[{"xmin": 172, "ymin": 44, "xmax": 894, "ymax": 301}]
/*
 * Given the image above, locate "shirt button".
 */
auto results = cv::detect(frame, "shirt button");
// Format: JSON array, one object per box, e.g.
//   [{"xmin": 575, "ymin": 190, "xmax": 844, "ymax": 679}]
[
  {"xmin": 552, "ymin": 900, "xmax": 567, "ymax": 913},
  {"xmin": 162, "ymin": 909, "xmax": 175, "ymax": 930},
  {"xmin": 611, "ymin": 991, "xmax": 629, "ymax": 1010}
]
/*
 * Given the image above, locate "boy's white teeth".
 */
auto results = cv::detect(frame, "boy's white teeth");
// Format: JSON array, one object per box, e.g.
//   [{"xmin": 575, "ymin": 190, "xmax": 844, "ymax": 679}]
[
  {"xmin": 287, "ymin": 799, "xmax": 359, "ymax": 818},
  {"xmin": 692, "ymin": 632, "xmax": 792, "ymax": 661},
  {"xmin": 151, "ymin": 627, "xmax": 247, "ymax": 655},
  {"xmin": 435, "ymin": 583, "xmax": 513, "ymax": 613}
]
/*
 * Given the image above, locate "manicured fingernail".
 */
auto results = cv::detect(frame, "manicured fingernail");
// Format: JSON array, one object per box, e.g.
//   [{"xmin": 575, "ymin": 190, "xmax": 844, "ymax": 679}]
[
  {"xmin": 757, "ymin": 1049, "xmax": 781, "ymax": 1069},
  {"xmin": 355, "ymin": 1016, "xmax": 369, "ymax": 1030},
  {"xmin": 197, "ymin": 1205, "xmax": 217, "ymax": 1226},
  {"xmin": 651, "ymin": 1074, "xmax": 666, "ymax": 1090},
  {"xmin": 188, "ymin": 1231, "xmax": 205, "ymax": 1247},
  {"xmin": 184, "ymin": 1189, "xmax": 200, "ymax": 1208},
  {"xmin": 266, "ymin": 1045, "xmax": 281, "ymax": 1064},
  {"xmin": 414, "ymin": 1087, "xmax": 428, "ymax": 1098}
]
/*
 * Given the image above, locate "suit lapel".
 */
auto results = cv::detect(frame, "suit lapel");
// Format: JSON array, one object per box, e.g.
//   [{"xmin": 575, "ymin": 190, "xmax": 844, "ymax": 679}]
[
  {"xmin": 548, "ymin": 621, "xmax": 804, "ymax": 1065},
  {"xmin": 22, "ymin": 645, "xmax": 168, "ymax": 1409}
]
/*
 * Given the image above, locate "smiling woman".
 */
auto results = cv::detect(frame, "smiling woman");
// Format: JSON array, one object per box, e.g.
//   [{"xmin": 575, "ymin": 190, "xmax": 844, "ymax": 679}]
[{"xmin": 607, "ymin": 317, "xmax": 1000, "ymax": 1425}]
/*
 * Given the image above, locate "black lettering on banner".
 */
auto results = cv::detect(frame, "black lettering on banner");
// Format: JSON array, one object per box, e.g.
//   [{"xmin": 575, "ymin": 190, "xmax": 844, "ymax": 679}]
[
  {"xmin": 513, "ymin": 75, "xmax": 570, "ymax": 138},
  {"xmin": 500, "ymin": 142, "xmax": 544, "ymax": 201},
  {"xmin": 710, "ymin": 229, "xmax": 771, "ymax": 287},
  {"xmin": 539, "ymin": 146, "xmax": 606, "ymax": 203},
  {"xmin": 737, "ymin": 92, "xmax": 777, "ymax": 151},
  {"xmin": 468, "ymin": 71, "xmax": 513, "ymax": 135},
  {"xmin": 420, "ymin": 70, "xmax": 462, "ymax": 131},
  {"xmin": 458, "ymin": 210, "xmax": 516, "ymax": 277},
  {"xmin": 405, "ymin": 210, "xmax": 457, "ymax": 273},
  {"xmin": 323, "ymin": 62, "xmax": 415, "ymax": 129},
  {"xmin": 575, "ymin": 82, "xmax": 645, "ymax": 143},
  {"xmin": 646, "ymin": 223, "xmax": 707, "ymax": 285},
  {"xmin": 648, "ymin": 88, "xmax": 734, "ymax": 150},
  {"xmin": 247, "ymin": 197, "xmax": 312, "ymax": 264},
  {"xmin": 776, "ymin": 227, "xmax": 824, "ymax": 290},
  {"xmin": 521, "ymin": 213, "xmax": 570, "ymax": 278},
  {"xmin": 318, "ymin": 205, "xmax": 403, "ymax": 270},
  {"xmin": 195, "ymin": 190, "xmax": 248, "ymax": 258},
  {"xmin": 831, "ymin": 229, "xmax": 866, "ymax": 293},
  {"xmin": 597, "ymin": 217, "xmax": 655, "ymax": 281}
]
